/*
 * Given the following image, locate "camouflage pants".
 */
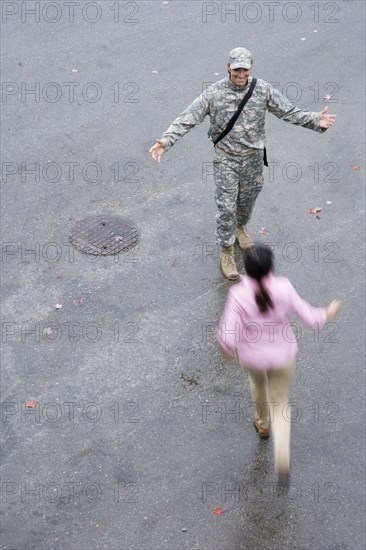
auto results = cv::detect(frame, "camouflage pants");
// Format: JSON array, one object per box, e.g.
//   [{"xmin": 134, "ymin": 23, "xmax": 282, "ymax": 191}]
[{"xmin": 213, "ymin": 149, "xmax": 264, "ymax": 247}]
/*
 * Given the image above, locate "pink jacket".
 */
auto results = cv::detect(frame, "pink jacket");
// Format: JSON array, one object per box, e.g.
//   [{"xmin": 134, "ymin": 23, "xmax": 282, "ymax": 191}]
[{"xmin": 217, "ymin": 272, "xmax": 328, "ymax": 369}]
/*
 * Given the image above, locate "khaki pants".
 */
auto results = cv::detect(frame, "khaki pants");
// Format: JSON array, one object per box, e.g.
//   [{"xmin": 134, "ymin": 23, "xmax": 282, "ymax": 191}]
[{"xmin": 245, "ymin": 360, "xmax": 295, "ymax": 473}]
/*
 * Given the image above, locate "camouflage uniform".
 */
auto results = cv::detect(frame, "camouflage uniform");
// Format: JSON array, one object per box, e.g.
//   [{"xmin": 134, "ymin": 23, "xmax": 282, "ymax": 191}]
[{"xmin": 160, "ymin": 70, "xmax": 327, "ymax": 247}]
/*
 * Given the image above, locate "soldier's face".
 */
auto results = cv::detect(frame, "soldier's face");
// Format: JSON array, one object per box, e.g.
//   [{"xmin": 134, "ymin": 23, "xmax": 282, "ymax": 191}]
[{"xmin": 227, "ymin": 64, "xmax": 251, "ymax": 87}]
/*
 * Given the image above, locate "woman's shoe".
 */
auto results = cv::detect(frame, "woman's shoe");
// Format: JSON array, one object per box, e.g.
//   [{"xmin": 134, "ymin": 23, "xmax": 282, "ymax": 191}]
[
  {"xmin": 253, "ymin": 414, "xmax": 270, "ymax": 438},
  {"xmin": 278, "ymin": 469, "xmax": 290, "ymax": 487}
]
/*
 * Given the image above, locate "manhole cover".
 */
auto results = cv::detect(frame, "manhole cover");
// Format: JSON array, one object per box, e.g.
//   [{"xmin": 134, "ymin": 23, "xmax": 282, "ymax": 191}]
[{"xmin": 69, "ymin": 215, "xmax": 139, "ymax": 255}]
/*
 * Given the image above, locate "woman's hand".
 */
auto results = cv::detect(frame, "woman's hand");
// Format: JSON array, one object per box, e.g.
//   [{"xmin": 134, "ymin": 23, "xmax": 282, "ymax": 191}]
[
  {"xmin": 326, "ymin": 300, "xmax": 341, "ymax": 320},
  {"xmin": 220, "ymin": 347, "xmax": 236, "ymax": 365}
]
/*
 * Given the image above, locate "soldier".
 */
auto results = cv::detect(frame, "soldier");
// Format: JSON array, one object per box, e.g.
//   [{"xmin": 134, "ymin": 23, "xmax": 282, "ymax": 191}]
[{"xmin": 149, "ymin": 47, "xmax": 336, "ymax": 280}]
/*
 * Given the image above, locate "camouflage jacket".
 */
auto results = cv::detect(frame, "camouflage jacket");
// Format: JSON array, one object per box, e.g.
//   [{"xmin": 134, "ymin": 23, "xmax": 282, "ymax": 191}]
[{"xmin": 161, "ymin": 76, "xmax": 326, "ymax": 155}]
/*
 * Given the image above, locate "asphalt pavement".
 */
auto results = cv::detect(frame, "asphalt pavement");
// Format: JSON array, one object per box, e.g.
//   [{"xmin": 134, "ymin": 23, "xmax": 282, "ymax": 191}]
[{"xmin": 1, "ymin": 1, "xmax": 365, "ymax": 549}]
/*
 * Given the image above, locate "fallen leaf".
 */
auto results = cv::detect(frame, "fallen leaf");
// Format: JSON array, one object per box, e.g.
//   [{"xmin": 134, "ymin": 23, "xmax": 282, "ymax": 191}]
[
  {"xmin": 309, "ymin": 207, "xmax": 322, "ymax": 214},
  {"xmin": 259, "ymin": 227, "xmax": 269, "ymax": 235},
  {"xmin": 26, "ymin": 400, "xmax": 36, "ymax": 408},
  {"xmin": 326, "ymin": 201, "xmax": 332, "ymax": 205},
  {"xmin": 352, "ymin": 165, "xmax": 361, "ymax": 170},
  {"xmin": 213, "ymin": 507, "xmax": 225, "ymax": 515},
  {"xmin": 54, "ymin": 303, "xmax": 63, "ymax": 309}
]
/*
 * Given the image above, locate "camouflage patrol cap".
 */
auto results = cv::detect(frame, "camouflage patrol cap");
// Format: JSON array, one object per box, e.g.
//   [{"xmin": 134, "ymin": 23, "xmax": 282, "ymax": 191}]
[{"xmin": 229, "ymin": 47, "xmax": 252, "ymax": 69}]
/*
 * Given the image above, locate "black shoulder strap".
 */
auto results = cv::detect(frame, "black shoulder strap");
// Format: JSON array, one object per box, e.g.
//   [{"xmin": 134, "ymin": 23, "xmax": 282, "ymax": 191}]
[{"xmin": 213, "ymin": 77, "xmax": 257, "ymax": 146}]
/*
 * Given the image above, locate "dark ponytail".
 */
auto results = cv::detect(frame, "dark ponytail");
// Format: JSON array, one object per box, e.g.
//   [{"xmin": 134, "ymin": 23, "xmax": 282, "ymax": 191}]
[
  {"xmin": 244, "ymin": 243, "xmax": 274, "ymax": 313},
  {"xmin": 256, "ymin": 279, "xmax": 273, "ymax": 313}
]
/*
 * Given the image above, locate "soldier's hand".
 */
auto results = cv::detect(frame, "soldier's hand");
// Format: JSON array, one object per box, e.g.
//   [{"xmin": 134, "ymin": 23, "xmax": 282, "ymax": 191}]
[
  {"xmin": 149, "ymin": 139, "xmax": 166, "ymax": 163},
  {"xmin": 319, "ymin": 106, "xmax": 336, "ymax": 128}
]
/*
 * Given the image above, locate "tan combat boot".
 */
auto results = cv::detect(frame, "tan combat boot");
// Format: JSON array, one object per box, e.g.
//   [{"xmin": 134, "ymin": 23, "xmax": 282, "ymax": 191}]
[
  {"xmin": 236, "ymin": 225, "xmax": 254, "ymax": 250},
  {"xmin": 220, "ymin": 245, "xmax": 239, "ymax": 280}
]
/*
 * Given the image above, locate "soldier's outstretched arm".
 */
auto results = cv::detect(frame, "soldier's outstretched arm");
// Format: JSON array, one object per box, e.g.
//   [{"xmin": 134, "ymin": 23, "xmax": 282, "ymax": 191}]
[
  {"xmin": 267, "ymin": 85, "xmax": 335, "ymax": 133},
  {"xmin": 149, "ymin": 93, "xmax": 210, "ymax": 162}
]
